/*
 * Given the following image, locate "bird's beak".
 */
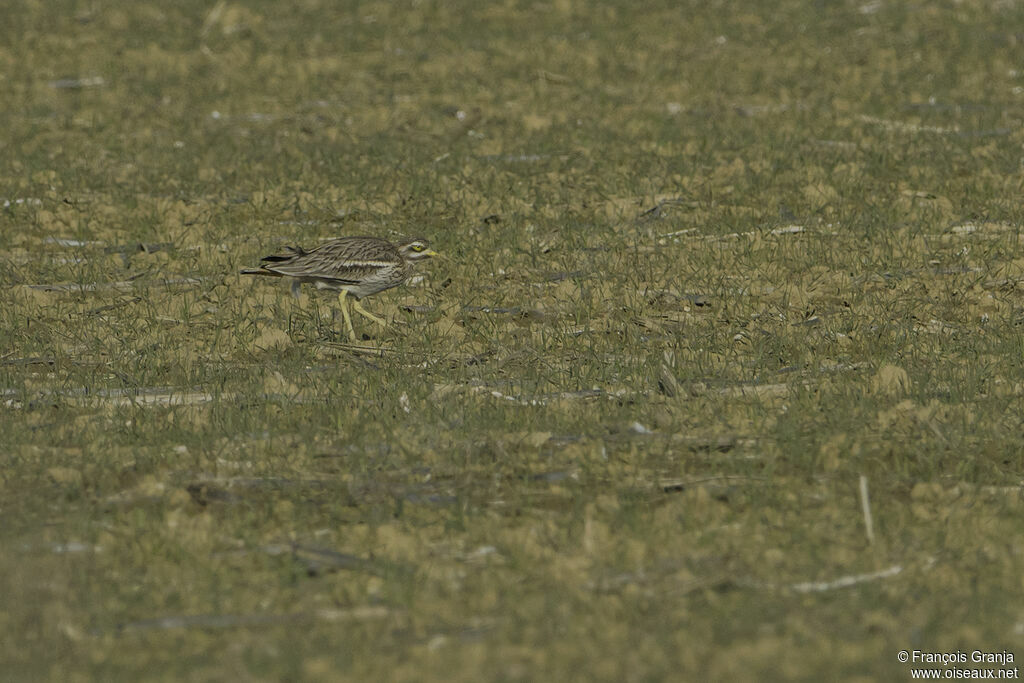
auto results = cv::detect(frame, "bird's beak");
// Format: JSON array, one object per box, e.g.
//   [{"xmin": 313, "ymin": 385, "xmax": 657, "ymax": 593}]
[{"xmin": 424, "ymin": 249, "xmax": 441, "ymax": 257}]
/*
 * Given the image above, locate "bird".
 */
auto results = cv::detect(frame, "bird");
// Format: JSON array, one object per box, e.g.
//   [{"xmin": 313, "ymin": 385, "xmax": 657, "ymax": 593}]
[{"xmin": 241, "ymin": 236, "xmax": 438, "ymax": 341}]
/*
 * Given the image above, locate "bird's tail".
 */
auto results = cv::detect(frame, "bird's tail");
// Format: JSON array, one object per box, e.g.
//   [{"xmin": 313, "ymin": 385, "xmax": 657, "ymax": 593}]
[
  {"xmin": 260, "ymin": 246, "xmax": 306, "ymax": 263},
  {"xmin": 242, "ymin": 246, "xmax": 305, "ymax": 275}
]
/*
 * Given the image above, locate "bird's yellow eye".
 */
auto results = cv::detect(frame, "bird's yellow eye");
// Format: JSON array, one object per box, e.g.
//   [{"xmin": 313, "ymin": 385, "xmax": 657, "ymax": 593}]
[{"xmin": 412, "ymin": 244, "xmax": 424, "ymax": 252}]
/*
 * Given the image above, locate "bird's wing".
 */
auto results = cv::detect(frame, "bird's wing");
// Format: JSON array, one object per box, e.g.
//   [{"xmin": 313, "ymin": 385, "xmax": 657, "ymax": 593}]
[{"xmin": 255, "ymin": 238, "xmax": 399, "ymax": 282}]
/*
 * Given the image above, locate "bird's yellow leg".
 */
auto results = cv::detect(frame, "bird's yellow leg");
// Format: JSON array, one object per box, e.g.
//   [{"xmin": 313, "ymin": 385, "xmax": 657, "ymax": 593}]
[
  {"xmin": 351, "ymin": 299, "xmax": 388, "ymax": 328},
  {"xmin": 337, "ymin": 291, "xmax": 358, "ymax": 341}
]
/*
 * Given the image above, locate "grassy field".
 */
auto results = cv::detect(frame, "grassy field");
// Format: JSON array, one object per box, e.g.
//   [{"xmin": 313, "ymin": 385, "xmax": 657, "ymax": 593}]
[{"xmin": 3, "ymin": 0, "xmax": 1024, "ymax": 679}]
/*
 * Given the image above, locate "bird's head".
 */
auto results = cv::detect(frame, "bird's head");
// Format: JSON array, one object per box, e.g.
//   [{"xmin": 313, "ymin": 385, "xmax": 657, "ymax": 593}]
[{"xmin": 398, "ymin": 238, "xmax": 439, "ymax": 262}]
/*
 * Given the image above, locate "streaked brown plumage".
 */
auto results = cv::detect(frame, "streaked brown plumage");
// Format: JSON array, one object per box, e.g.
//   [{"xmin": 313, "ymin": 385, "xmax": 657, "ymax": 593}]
[{"xmin": 241, "ymin": 236, "xmax": 438, "ymax": 341}]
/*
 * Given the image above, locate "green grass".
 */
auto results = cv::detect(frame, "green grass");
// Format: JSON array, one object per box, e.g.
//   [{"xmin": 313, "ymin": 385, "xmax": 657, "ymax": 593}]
[{"xmin": 4, "ymin": 0, "xmax": 1024, "ymax": 680}]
